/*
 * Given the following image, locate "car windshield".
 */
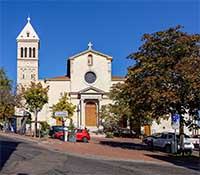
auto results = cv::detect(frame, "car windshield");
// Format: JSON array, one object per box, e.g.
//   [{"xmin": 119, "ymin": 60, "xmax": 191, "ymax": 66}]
[
  {"xmin": 52, "ymin": 126, "xmax": 68, "ymax": 131},
  {"xmin": 151, "ymin": 133, "xmax": 162, "ymax": 138}
]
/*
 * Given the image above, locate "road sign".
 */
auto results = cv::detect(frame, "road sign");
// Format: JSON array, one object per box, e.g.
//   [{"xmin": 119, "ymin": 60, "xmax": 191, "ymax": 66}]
[
  {"xmin": 54, "ymin": 111, "xmax": 68, "ymax": 117},
  {"xmin": 171, "ymin": 114, "xmax": 180, "ymax": 129},
  {"xmin": 198, "ymin": 110, "xmax": 200, "ymax": 127}
]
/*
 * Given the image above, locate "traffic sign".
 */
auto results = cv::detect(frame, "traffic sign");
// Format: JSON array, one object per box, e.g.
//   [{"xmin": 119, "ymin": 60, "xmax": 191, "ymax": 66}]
[
  {"xmin": 171, "ymin": 114, "xmax": 180, "ymax": 129},
  {"xmin": 54, "ymin": 111, "xmax": 68, "ymax": 117}
]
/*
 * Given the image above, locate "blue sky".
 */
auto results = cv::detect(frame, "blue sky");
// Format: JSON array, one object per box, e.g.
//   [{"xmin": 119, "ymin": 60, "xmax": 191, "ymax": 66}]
[{"xmin": 0, "ymin": 0, "xmax": 199, "ymax": 86}]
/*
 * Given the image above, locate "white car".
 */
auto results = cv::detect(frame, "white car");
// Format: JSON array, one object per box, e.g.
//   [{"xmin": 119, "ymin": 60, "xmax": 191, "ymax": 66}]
[
  {"xmin": 187, "ymin": 135, "xmax": 200, "ymax": 148},
  {"xmin": 142, "ymin": 133, "xmax": 162, "ymax": 145},
  {"xmin": 148, "ymin": 132, "xmax": 194, "ymax": 154}
]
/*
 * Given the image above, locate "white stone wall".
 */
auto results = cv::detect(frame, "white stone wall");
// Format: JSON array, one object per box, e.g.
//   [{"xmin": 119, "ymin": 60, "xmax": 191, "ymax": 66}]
[
  {"xmin": 46, "ymin": 80, "xmax": 71, "ymax": 106},
  {"xmin": 150, "ymin": 117, "xmax": 192, "ymax": 135},
  {"xmin": 17, "ymin": 41, "xmax": 39, "ymax": 85},
  {"xmin": 70, "ymin": 52, "xmax": 112, "ymax": 92}
]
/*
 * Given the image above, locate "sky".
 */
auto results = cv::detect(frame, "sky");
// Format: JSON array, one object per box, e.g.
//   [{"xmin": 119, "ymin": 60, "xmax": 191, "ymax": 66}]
[{"xmin": 0, "ymin": 0, "xmax": 199, "ymax": 86}]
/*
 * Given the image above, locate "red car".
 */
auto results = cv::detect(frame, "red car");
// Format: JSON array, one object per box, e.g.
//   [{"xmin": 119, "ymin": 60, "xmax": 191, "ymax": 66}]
[{"xmin": 54, "ymin": 128, "xmax": 90, "ymax": 142}]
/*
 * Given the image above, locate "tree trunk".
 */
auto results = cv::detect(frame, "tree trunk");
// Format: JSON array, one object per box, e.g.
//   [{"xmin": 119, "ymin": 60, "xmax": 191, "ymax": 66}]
[
  {"xmin": 179, "ymin": 114, "xmax": 184, "ymax": 156},
  {"xmin": 20, "ymin": 116, "xmax": 28, "ymax": 135},
  {"xmin": 34, "ymin": 111, "xmax": 38, "ymax": 138},
  {"xmin": 130, "ymin": 117, "xmax": 141, "ymax": 138}
]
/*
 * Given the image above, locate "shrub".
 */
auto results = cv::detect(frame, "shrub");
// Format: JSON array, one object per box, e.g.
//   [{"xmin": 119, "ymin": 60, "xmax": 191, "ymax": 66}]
[
  {"xmin": 105, "ymin": 132, "xmax": 114, "ymax": 138},
  {"xmin": 39, "ymin": 121, "xmax": 50, "ymax": 137},
  {"xmin": 68, "ymin": 120, "xmax": 75, "ymax": 131}
]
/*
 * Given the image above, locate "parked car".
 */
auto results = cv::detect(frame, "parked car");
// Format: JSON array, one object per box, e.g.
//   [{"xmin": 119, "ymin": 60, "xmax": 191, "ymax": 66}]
[
  {"xmin": 113, "ymin": 127, "xmax": 136, "ymax": 138},
  {"xmin": 188, "ymin": 135, "xmax": 200, "ymax": 148},
  {"xmin": 142, "ymin": 133, "xmax": 162, "ymax": 145},
  {"xmin": 144, "ymin": 132, "xmax": 194, "ymax": 154},
  {"xmin": 54, "ymin": 128, "xmax": 90, "ymax": 142},
  {"xmin": 49, "ymin": 125, "xmax": 68, "ymax": 137}
]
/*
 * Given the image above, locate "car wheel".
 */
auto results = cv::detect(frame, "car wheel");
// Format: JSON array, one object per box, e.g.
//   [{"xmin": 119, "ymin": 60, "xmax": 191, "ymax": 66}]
[
  {"xmin": 59, "ymin": 136, "xmax": 64, "ymax": 141},
  {"xmin": 185, "ymin": 150, "xmax": 192, "ymax": 156},
  {"xmin": 82, "ymin": 137, "xmax": 88, "ymax": 143},
  {"xmin": 165, "ymin": 144, "xmax": 171, "ymax": 153},
  {"xmin": 147, "ymin": 141, "xmax": 154, "ymax": 149}
]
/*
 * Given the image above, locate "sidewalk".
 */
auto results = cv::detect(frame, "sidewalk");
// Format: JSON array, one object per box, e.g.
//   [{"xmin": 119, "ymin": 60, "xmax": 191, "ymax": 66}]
[
  {"xmin": 1, "ymin": 132, "xmax": 199, "ymax": 169},
  {"xmin": 0, "ymin": 132, "xmax": 169, "ymax": 164}
]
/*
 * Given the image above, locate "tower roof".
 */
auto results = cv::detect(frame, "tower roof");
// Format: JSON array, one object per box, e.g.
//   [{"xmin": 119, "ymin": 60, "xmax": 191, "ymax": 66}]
[{"xmin": 16, "ymin": 17, "xmax": 39, "ymax": 41}]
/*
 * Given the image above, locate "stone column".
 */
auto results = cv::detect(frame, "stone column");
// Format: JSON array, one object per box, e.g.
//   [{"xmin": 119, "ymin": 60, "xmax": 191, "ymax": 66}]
[
  {"xmin": 98, "ymin": 98, "xmax": 102, "ymax": 127},
  {"xmin": 80, "ymin": 99, "xmax": 84, "ymax": 127}
]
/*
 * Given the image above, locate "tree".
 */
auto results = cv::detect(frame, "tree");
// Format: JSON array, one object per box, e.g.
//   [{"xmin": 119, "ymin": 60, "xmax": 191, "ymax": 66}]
[
  {"xmin": 110, "ymin": 82, "xmax": 153, "ymax": 136},
  {"xmin": 0, "ymin": 68, "xmax": 22, "ymax": 122},
  {"xmin": 99, "ymin": 104, "xmax": 120, "ymax": 132},
  {"xmin": 23, "ymin": 82, "xmax": 49, "ymax": 137},
  {"xmin": 0, "ymin": 68, "xmax": 14, "ymax": 121},
  {"xmin": 51, "ymin": 92, "xmax": 76, "ymax": 125},
  {"xmin": 127, "ymin": 26, "xmax": 200, "ymax": 151}
]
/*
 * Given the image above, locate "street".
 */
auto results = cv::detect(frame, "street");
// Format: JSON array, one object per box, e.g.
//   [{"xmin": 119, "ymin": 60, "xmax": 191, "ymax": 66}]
[{"xmin": 0, "ymin": 135, "xmax": 199, "ymax": 175}]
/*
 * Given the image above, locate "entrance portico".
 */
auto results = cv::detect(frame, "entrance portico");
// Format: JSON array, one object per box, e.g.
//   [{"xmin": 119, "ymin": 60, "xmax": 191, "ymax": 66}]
[{"xmin": 77, "ymin": 87, "xmax": 104, "ymax": 129}]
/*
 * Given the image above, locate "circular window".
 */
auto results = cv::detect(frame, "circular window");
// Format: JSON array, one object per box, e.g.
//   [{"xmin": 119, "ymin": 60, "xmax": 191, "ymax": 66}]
[{"xmin": 84, "ymin": 71, "xmax": 97, "ymax": 84}]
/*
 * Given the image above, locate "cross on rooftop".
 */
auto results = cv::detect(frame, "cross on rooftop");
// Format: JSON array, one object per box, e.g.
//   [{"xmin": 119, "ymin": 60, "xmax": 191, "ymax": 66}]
[
  {"xmin": 27, "ymin": 16, "xmax": 31, "ymax": 22},
  {"xmin": 88, "ymin": 42, "xmax": 93, "ymax": 50}
]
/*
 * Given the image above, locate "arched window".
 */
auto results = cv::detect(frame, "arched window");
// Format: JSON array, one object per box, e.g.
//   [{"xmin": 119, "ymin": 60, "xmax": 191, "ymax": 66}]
[
  {"xmin": 33, "ymin": 48, "xmax": 36, "ymax": 58},
  {"xmin": 24, "ymin": 47, "xmax": 27, "ymax": 57},
  {"xmin": 21, "ymin": 47, "xmax": 23, "ymax": 57},
  {"xmin": 29, "ymin": 47, "xmax": 32, "ymax": 57},
  {"xmin": 88, "ymin": 54, "xmax": 93, "ymax": 66}
]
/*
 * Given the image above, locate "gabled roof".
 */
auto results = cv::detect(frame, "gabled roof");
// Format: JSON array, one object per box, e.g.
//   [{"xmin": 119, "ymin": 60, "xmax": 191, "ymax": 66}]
[
  {"xmin": 45, "ymin": 75, "xmax": 70, "ymax": 81},
  {"xmin": 16, "ymin": 17, "xmax": 39, "ymax": 41},
  {"xmin": 111, "ymin": 76, "xmax": 126, "ymax": 81},
  {"xmin": 79, "ymin": 86, "xmax": 106, "ymax": 94},
  {"xmin": 69, "ymin": 49, "xmax": 112, "ymax": 61},
  {"xmin": 44, "ymin": 75, "xmax": 125, "ymax": 82}
]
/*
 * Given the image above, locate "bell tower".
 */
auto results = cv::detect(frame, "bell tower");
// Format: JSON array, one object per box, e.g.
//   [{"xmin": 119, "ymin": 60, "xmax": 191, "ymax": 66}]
[{"xmin": 16, "ymin": 17, "xmax": 39, "ymax": 86}]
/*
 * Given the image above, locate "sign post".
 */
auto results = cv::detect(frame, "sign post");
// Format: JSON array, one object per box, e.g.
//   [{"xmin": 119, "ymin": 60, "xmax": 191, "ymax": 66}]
[
  {"xmin": 54, "ymin": 111, "xmax": 68, "ymax": 142},
  {"xmin": 171, "ymin": 114, "xmax": 180, "ymax": 154}
]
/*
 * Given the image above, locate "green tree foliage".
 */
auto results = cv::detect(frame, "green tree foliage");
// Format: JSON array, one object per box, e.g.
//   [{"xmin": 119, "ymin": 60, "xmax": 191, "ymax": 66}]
[
  {"xmin": 23, "ymin": 82, "xmax": 49, "ymax": 137},
  {"xmin": 0, "ymin": 68, "xmax": 14, "ymax": 120},
  {"xmin": 51, "ymin": 92, "xmax": 76, "ymax": 123},
  {"xmin": 126, "ymin": 26, "xmax": 200, "ymax": 148},
  {"xmin": 110, "ymin": 82, "xmax": 152, "ymax": 136},
  {"xmin": 39, "ymin": 121, "xmax": 50, "ymax": 137},
  {"xmin": 0, "ymin": 68, "xmax": 22, "ymax": 121},
  {"xmin": 100, "ymin": 104, "xmax": 120, "ymax": 132}
]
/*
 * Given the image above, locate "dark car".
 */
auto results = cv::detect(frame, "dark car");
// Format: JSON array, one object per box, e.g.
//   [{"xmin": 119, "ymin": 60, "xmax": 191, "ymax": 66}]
[
  {"xmin": 49, "ymin": 125, "xmax": 68, "ymax": 137},
  {"xmin": 113, "ymin": 127, "xmax": 136, "ymax": 138}
]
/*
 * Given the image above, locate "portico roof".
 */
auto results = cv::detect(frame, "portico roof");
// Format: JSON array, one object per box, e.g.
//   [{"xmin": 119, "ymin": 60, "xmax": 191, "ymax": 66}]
[{"xmin": 79, "ymin": 86, "xmax": 106, "ymax": 94}]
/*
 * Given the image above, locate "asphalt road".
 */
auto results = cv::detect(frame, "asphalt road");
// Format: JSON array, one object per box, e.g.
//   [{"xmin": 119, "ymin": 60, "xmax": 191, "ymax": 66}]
[{"xmin": 0, "ymin": 135, "xmax": 199, "ymax": 175}]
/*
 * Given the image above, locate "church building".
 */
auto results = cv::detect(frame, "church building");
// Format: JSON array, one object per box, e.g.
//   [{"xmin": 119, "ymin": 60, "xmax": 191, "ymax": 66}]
[{"xmin": 16, "ymin": 18, "xmax": 124, "ymax": 130}]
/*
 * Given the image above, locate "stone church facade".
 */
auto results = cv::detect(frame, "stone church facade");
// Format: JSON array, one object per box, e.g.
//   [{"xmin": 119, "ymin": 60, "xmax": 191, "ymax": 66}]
[
  {"xmin": 16, "ymin": 18, "xmax": 194, "ymax": 135},
  {"xmin": 16, "ymin": 18, "xmax": 124, "ymax": 130}
]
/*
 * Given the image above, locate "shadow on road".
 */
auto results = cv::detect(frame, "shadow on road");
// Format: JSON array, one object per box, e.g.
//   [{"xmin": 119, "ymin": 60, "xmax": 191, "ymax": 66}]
[
  {"xmin": 0, "ymin": 137, "xmax": 20, "ymax": 171},
  {"xmin": 99, "ymin": 140, "xmax": 150, "ymax": 150},
  {"xmin": 144, "ymin": 154, "xmax": 200, "ymax": 172}
]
